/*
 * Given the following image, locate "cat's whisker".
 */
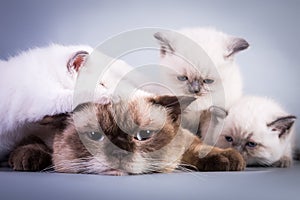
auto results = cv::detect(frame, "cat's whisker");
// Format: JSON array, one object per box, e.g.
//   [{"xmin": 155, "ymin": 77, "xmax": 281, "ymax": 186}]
[
  {"xmin": 178, "ymin": 163, "xmax": 198, "ymax": 171},
  {"xmin": 40, "ymin": 165, "xmax": 56, "ymax": 172}
]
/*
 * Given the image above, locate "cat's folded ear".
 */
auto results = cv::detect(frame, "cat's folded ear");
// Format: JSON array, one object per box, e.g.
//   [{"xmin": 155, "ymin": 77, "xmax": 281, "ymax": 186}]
[
  {"xmin": 39, "ymin": 113, "xmax": 70, "ymax": 130},
  {"xmin": 226, "ymin": 37, "xmax": 249, "ymax": 58},
  {"xmin": 267, "ymin": 115, "xmax": 297, "ymax": 138},
  {"xmin": 67, "ymin": 50, "xmax": 89, "ymax": 72},
  {"xmin": 154, "ymin": 32, "xmax": 175, "ymax": 56},
  {"xmin": 150, "ymin": 95, "xmax": 196, "ymax": 121}
]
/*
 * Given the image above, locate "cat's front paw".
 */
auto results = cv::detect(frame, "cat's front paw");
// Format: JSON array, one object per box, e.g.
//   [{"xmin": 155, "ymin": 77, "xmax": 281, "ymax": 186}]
[
  {"xmin": 197, "ymin": 148, "xmax": 246, "ymax": 171},
  {"xmin": 9, "ymin": 145, "xmax": 52, "ymax": 171}
]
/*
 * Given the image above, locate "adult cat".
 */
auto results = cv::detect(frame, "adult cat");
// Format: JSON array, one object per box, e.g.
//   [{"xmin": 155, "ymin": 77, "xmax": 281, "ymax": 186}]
[{"xmin": 9, "ymin": 94, "xmax": 246, "ymax": 175}]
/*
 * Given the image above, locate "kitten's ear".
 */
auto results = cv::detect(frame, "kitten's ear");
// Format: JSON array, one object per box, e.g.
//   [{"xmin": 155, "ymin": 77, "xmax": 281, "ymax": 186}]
[
  {"xmin": 267, "ymin": 115, "xmax": 296, "ymax": 138},
  {"xmin": 150, "ymin": 95, "xmax": 196, "ymax": 121},
  {"xmin": 39, "ymin": 113, "xmax": 70, "ymax": 130},
  {"xmin": 154, "ymin": 32, "xmax": 175, "ymax": 56},
  {"xmin": 67, "ymin": 50, "xmax": 89, "ymax": 72},
  {"xmin": 226, "ymin": 37, "xmax": 249, "ymax": 58}
]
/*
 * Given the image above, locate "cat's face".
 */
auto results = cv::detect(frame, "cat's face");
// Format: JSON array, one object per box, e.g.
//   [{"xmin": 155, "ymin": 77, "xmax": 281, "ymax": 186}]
[
  {"xmin": 215, "ymin": 96, "xmax": 296, "ymax": 166},
  {"xmin": 154, "ymin": 27, "xmax": 248, "ymax": 108},
  {"xmin": 154, "ymin": 28, "xmax": 249, "ymax": 96},
  {"xmin": 161, "ymin": 54, "xmax": 217, "ymax": 97},
  {"xmin": 52, "ymin": 95, "xmax": 195, "ymax": 175}
]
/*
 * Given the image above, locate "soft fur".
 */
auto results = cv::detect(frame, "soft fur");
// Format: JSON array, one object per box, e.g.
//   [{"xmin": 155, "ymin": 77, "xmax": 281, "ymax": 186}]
[
  {"xmin": 0, "ymin": 44, "xmax": 134, "ymax": 160},
  {"xmin": 154, "ymin": 27, "xmax": 249, "ymax": 132},
  {"xmin": 203, "ymin": 96, "xmax": 296, "ymax": 167}
]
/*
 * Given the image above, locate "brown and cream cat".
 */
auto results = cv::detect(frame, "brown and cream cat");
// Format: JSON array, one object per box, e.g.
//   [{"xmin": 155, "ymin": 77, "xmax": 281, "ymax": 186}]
[
  {"xmin": 202, "ymin": 96, "xmax": 297, "ymax": 168},
  {"xmin": 9, "ymin": 94, "xmax": 245, "ymax": 175}
]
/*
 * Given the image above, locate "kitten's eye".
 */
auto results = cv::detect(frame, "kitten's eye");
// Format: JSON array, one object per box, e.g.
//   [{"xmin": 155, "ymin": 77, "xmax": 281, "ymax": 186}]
[
  {"xmin": 225, "ymin": 136, "xmax": 233, "ymax": 142},
  {"xmin": 135, "ymin": 130, "xmax": 156, "ymax": 141},
  {"xmin": 86, "ymin": 131, "xmax": 104, "ymax": 142},
  {"xmin": 177, "ymin": 76, "xmax": 188, "ymax": 81},
  {"xmin": 203, "ymin": 79, "xmax": 214, "ymax": 84},
  {"xmin": 246, "ymin": 141, "xmax": 257, "ymax": 148}
]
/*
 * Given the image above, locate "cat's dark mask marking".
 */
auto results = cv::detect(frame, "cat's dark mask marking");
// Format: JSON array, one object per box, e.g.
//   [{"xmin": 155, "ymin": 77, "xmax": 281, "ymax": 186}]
[
  {"xmin": 67, "ymin": 50, "xmax": 89, "ymax": 72},
  {"xmin": 226, "ymin": 38, "xmax": 249, "ymax": 57},
  {"xmin": 154, "ymin": 32, "xmax": 175, "ymax": 56},
  {"xmin": 267, "ymin": 115, "xmax": 296, "ymax": 138}
]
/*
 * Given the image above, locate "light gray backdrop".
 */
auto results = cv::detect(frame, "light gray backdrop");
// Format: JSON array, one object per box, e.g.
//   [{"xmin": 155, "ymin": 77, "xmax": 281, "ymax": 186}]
[{"xmin": 0, "ymin": 0, "xmax": 299, "ymax": 146}]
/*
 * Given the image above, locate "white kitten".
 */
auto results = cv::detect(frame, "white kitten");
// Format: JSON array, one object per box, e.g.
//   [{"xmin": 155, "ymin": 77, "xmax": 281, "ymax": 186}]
[
  {"xmin": 205, "ymin": 96, "xmax": 296, "ymax": 167},
  {"xmin": 0, "ymin": 44, "xmax": 134, "ymax": 160},
  {"xmin": 154, "ymin": 27, "xmax": 249, "ymax": 132}
]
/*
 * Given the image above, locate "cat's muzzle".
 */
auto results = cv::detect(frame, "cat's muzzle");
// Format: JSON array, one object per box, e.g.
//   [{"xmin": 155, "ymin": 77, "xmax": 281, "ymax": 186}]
[{"xmin": 188, "ymin": 81, "xmax": 201, "ymax": 94}]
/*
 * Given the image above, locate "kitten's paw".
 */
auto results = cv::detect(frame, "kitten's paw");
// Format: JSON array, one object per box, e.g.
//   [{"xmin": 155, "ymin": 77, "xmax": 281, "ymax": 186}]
[
  {"xmin": 9, "ymin": 145, "xmax": 52, "ymax": 171},
  {"xmin": 197, "ymin": 148, "xmax": 246, "ymax": 171},
  {"xmin": 272, "ymin": 156, "xmax": 292, "ymax": 168}
]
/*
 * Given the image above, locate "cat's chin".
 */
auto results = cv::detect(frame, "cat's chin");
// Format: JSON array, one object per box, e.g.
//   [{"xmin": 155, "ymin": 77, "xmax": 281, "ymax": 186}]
[{"xmin": 101, "ymin": 169, "xmax": 128, "ymax": 176}]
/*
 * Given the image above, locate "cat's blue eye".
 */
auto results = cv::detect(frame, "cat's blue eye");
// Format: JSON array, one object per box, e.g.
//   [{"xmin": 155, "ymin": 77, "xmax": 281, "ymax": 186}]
[
  {"xmin": 86, "ymin": 131, "xmax": 104, "ymax": 142},
  {"xmin": 225, "ymin": 136, "xmax": 233, "ymax": 142},
  {"xmin": 246, "ymin": 141, "xmax": 257, "ymax": 148},
  {"xmin": 177, "ymin": 76, "xmax": 188, "ymax": 81},
  {"xmin": 203, "ymin": 79, "xmax": 214, "ymax": 84},
  {"xmin": 135, "ymin": 130, "xmax": 156, "ymax": 141}
]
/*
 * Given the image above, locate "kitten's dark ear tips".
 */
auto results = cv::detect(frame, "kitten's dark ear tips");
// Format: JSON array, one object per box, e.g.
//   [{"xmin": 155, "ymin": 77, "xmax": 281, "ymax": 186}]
[
  {"xmin": 154, "ymin": 32, "xmax": 174, "ymax": 56},
  {"xmin": 150, "ymin": 95, "xmax": 196, "ymax": 121},
  {"xmin": 226, "ymin": 37, "xmax": 249, "ymax": 58},
  {"xmin": 39, "ymin": 113, "xmax": 70, "ymax": 130},
  {"xmin": 267, "ymin": 115, "xmax": 297, "ymax": 138},
  {"xmin": 67, "ymin": 50, "xmax": 89, "ymax": 72}
]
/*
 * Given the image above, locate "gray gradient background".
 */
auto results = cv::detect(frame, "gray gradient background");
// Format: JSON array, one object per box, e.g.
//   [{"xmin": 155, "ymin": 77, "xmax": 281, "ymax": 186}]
[
  {"xmin": 0, "ymin": 1, "xmax": 300, "ymax": 200},
  {"xmin": 1, "ymin": 0, "xmax": 299, "ymax": 146}
]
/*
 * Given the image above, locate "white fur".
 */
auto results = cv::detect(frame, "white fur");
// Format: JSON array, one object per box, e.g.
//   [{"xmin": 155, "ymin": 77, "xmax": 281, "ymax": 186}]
[
  {"xmin": 158, "ymin": 27, "xmax": 244, "ymax": 131},
  {"xmin": 0, "ymin": 44, "xmax": 135, "ymax": 160},
  {"xmin": 214, "ymin": 96, "xmax": 295, "ymax": 166}
]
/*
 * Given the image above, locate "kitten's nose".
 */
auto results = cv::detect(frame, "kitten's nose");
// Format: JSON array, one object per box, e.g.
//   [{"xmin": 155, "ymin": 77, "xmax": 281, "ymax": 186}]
[
  {"xmin": 111, "ymin": 149, "xmax": 129, "ymax": 159},
  {"xmin": 189, "ymin": 81, "xmax": 200, "ymax": 94}
]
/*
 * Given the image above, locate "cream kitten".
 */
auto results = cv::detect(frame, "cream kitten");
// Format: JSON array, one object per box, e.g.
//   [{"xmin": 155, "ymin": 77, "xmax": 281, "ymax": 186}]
[
  {"xmin": 204, "ymin": 96, "xmax": 296, "ymax": 167},
  {"xmin": 0, "ymin": 44, "xmax": 134, "ymax": 160},
  {"xmin": 154, "ymin": 27, "xmax": 249, "ymax": 133}
]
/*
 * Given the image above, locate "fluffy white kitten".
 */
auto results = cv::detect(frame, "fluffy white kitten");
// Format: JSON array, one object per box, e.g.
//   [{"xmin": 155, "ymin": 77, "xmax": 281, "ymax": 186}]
[
  {"xmin": 205, "ymin": 96, "xmax": 296, "ymax": 167},
  {"xmin": 0, "ymin": 44, "xmax": 134, "ymax": 160},
  {"xmin": 154, "ymin": 27, "xmax": 249, "ymax": 133}
]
